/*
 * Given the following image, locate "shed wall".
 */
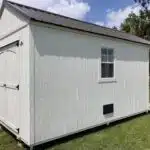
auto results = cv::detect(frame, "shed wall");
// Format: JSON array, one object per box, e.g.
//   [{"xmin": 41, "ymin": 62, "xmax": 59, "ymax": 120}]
[
  {"xmin": 0, "ymin": 6, "xmax": 29, "ymax": 40},
  {"xmin": 31, "ymin": 24, "xmax": 149, "ymax": 144},
  {"xmin": 0, "ymin": 7, "xmax": 31, "ymax": 145}
]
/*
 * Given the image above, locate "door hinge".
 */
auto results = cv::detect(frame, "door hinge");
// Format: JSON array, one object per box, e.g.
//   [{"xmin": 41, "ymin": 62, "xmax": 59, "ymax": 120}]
[
  {"xmin": 16, "ymin": 41, "xmax": 23, "ymax": 47},
  {"xmin": 16, "ymin": 85, "xmax": 19, "ymax": 90},
  {"xmin": 17, "ymin": 128, "xmax": 20, "ymax": 133}
]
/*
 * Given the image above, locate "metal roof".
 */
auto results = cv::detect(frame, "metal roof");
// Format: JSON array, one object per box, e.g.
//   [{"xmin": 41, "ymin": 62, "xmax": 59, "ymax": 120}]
[{"xmin": 7, "ymin": 1, "xmax": 150, "ymax": 46}]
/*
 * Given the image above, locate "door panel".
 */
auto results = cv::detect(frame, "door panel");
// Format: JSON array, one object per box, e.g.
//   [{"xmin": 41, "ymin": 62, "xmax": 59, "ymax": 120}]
[
  {"xmin": 5, "ymin": 45, "xmax": 19, "ymax": 85},
  {"xmin": 0, "ymin": 41, "xmax": 19, "ymax": 131},
  {"xmin": 6, "ymin": 88, "xmax": 19, "ymax": 129}
]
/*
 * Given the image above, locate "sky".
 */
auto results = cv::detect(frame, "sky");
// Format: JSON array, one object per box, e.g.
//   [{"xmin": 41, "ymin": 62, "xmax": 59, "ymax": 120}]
[{"xmin": 9, "ymin": 0, "xmax": 143, "ymax": 28}]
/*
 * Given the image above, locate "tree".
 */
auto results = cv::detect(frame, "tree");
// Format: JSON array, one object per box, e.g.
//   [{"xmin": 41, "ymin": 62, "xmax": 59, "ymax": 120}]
[
  {"xmin": 121, "ymin": 10, "xmax": 150, "ymax": 40},
  {"xmin": 121, "ymin": 13, "xmax": 139, "ymax": 34},
  {"xmin": 121, "ymin": 9, "xmax": 150, "ymax": 75},
  {"xmin": 134, "ymin": 0, "xmax": 150, "ymax": 9},
  {"xmin": 112, "ymin": 26, "xmax": 118, "ymax": 30}
]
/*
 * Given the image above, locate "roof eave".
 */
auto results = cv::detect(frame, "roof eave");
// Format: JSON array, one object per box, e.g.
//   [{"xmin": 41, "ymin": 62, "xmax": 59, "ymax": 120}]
[
  {"xmin": 7, "ymin": 3, "xmax": 31, "ymax": 20},
  {"xmin": 31, "ymin": 18, "xmax": 150, "ymax": 47}
]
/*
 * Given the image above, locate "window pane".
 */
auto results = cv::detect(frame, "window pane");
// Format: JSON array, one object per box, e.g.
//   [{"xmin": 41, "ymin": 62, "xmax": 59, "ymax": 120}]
[
  {"xmin": 108, "ymin": 49, "xmax": 113, "ymax": 55},
  {"xmin": 102, "ymin": 55, "xmax": 107, "ymax": 62},
  {"xmin": 108, "ymin": 64, "xmax": 114, "ymax": 77},
  {"xmin": 108, "ymin": 55, "xmax": 114, "ymax": 62},
  {"xmin": 101, "ymin": 48, "xmax": 107, "ymax": 55},
  {"xmin": 101, "ymin": 63, "xmax": 114, "ymax": 78},
  {"xmin": 101, "ymin": 48, "xmax": 114, "ymax": 78},
  {"xmin": 101, "ymin": 63, "xmax": 108, "ymax": 78}
]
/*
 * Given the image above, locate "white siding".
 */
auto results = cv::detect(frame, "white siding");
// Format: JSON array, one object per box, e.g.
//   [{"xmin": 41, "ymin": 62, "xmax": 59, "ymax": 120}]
[
  {"xmin": 0, "ymin": 5, "xmax": 29, "ymax": 40},
  {"xmin": 31, "ymin": 24, "xmax": 149, "ymax": 144},
  {"xmin": 19, "ymin": 26, "xmax": 31, "ymax": 145},
  {"xmin": 0, "ymin": 7, "xmax": 31, "ymax": 145}
]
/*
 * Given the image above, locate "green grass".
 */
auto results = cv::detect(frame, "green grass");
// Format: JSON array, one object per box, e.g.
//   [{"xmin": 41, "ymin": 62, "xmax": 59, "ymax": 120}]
[
  {"xmin": 0, "ymin": 130, "xmax": 23, "ymax": 150},
  {"xmin": 0, "ymin": 114, "xmax": 150, "ymax": 150},
  {"xmin": 48, "ymin": 114, "xmax": 150, "ymax": 150}
]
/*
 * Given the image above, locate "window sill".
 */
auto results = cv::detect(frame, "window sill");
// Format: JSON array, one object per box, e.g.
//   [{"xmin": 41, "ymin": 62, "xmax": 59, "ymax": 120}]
[{"xmin": 98, "ymin": 78, "xmax": 117, "ymax": 84}]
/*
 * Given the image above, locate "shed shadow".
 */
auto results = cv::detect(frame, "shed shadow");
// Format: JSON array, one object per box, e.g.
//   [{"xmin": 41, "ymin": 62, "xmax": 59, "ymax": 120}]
[
  {"xmin": 33, "ymin": 30, "xmax": 148, "ymax": 62},
  {"xmin": 34, "ymin": 112, "xmax": 149, "ymax": 150}
]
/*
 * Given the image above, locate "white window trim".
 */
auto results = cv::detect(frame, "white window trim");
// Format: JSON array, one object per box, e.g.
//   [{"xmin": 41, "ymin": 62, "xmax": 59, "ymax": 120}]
[{"xmin": 97, "ymin": 48, "xmax": 117, "ymax": 84}]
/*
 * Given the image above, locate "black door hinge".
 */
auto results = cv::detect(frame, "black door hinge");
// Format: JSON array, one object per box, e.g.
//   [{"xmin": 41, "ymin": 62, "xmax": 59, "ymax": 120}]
[{"xmin": 16, "ymin": 85, "xmax": 19, "ymax": 90}]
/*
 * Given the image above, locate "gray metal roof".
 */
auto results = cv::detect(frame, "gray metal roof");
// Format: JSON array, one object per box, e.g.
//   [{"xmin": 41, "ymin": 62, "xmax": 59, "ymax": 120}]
[{"xmin": 7, "ymin": 1, "xmax": 150, "ymax": 46}]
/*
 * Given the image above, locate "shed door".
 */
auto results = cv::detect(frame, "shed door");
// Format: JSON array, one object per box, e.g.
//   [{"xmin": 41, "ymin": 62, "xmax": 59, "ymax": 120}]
[{"xmin": 0, "ymin": 41, "xmax": 20, "ymax": 132}]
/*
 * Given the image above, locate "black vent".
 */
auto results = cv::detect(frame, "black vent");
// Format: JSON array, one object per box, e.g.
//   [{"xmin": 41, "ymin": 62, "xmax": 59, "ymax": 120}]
[{"xmin": 103, "ymin": 104, "xmax": 114, "ymax": 115}]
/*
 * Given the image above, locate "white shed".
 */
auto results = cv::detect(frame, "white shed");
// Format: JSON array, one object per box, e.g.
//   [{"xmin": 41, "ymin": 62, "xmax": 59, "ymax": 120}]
[{"xmin": 0, "ymin": 1, "xmax": 149, "ymax": 148}]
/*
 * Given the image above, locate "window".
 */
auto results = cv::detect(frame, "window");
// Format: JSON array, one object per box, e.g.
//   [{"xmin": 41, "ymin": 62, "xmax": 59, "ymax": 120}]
[{"xmin": 101, "ymin": 48, "xmax": 114, "ymax": 78}]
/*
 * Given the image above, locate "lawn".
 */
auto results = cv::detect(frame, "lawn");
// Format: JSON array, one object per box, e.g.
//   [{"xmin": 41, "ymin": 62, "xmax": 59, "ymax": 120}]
[
  {"xmin": 0, "ymin": 114, "xmax": 150, "ymax": 150},
  {"xmin": 0, "ymin": 130, "xmax": 24, "ymax": 150}
]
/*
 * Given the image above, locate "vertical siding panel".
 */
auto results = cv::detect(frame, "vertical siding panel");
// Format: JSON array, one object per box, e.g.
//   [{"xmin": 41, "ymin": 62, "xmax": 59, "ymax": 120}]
[{"xmin": 32, "ymin": 24, "xmax": 149, "ymax": 144}]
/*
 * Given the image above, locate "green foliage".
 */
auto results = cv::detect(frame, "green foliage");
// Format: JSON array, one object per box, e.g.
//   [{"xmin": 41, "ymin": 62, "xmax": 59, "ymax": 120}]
[
  {"xmin": 112, "ymin": 26, "xmax": 118, "ymax": 30},
  {"xmin": 0, "ymin": 130, "xmax": 23, "ymax": 150},
  {"xmin": 1, "ymin": 115, "xmax": 150, "ymax": 150},
  {"xmin": 121, "ymin": 10, "xmax": 150, "ymax": 40},
  {"xmin": 134, "ymin": 0, "xmax": 150, "ymax": 9},
  {"xmin": 49, "ymin": 115, "xmax": 150, "ymax": 150}
]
